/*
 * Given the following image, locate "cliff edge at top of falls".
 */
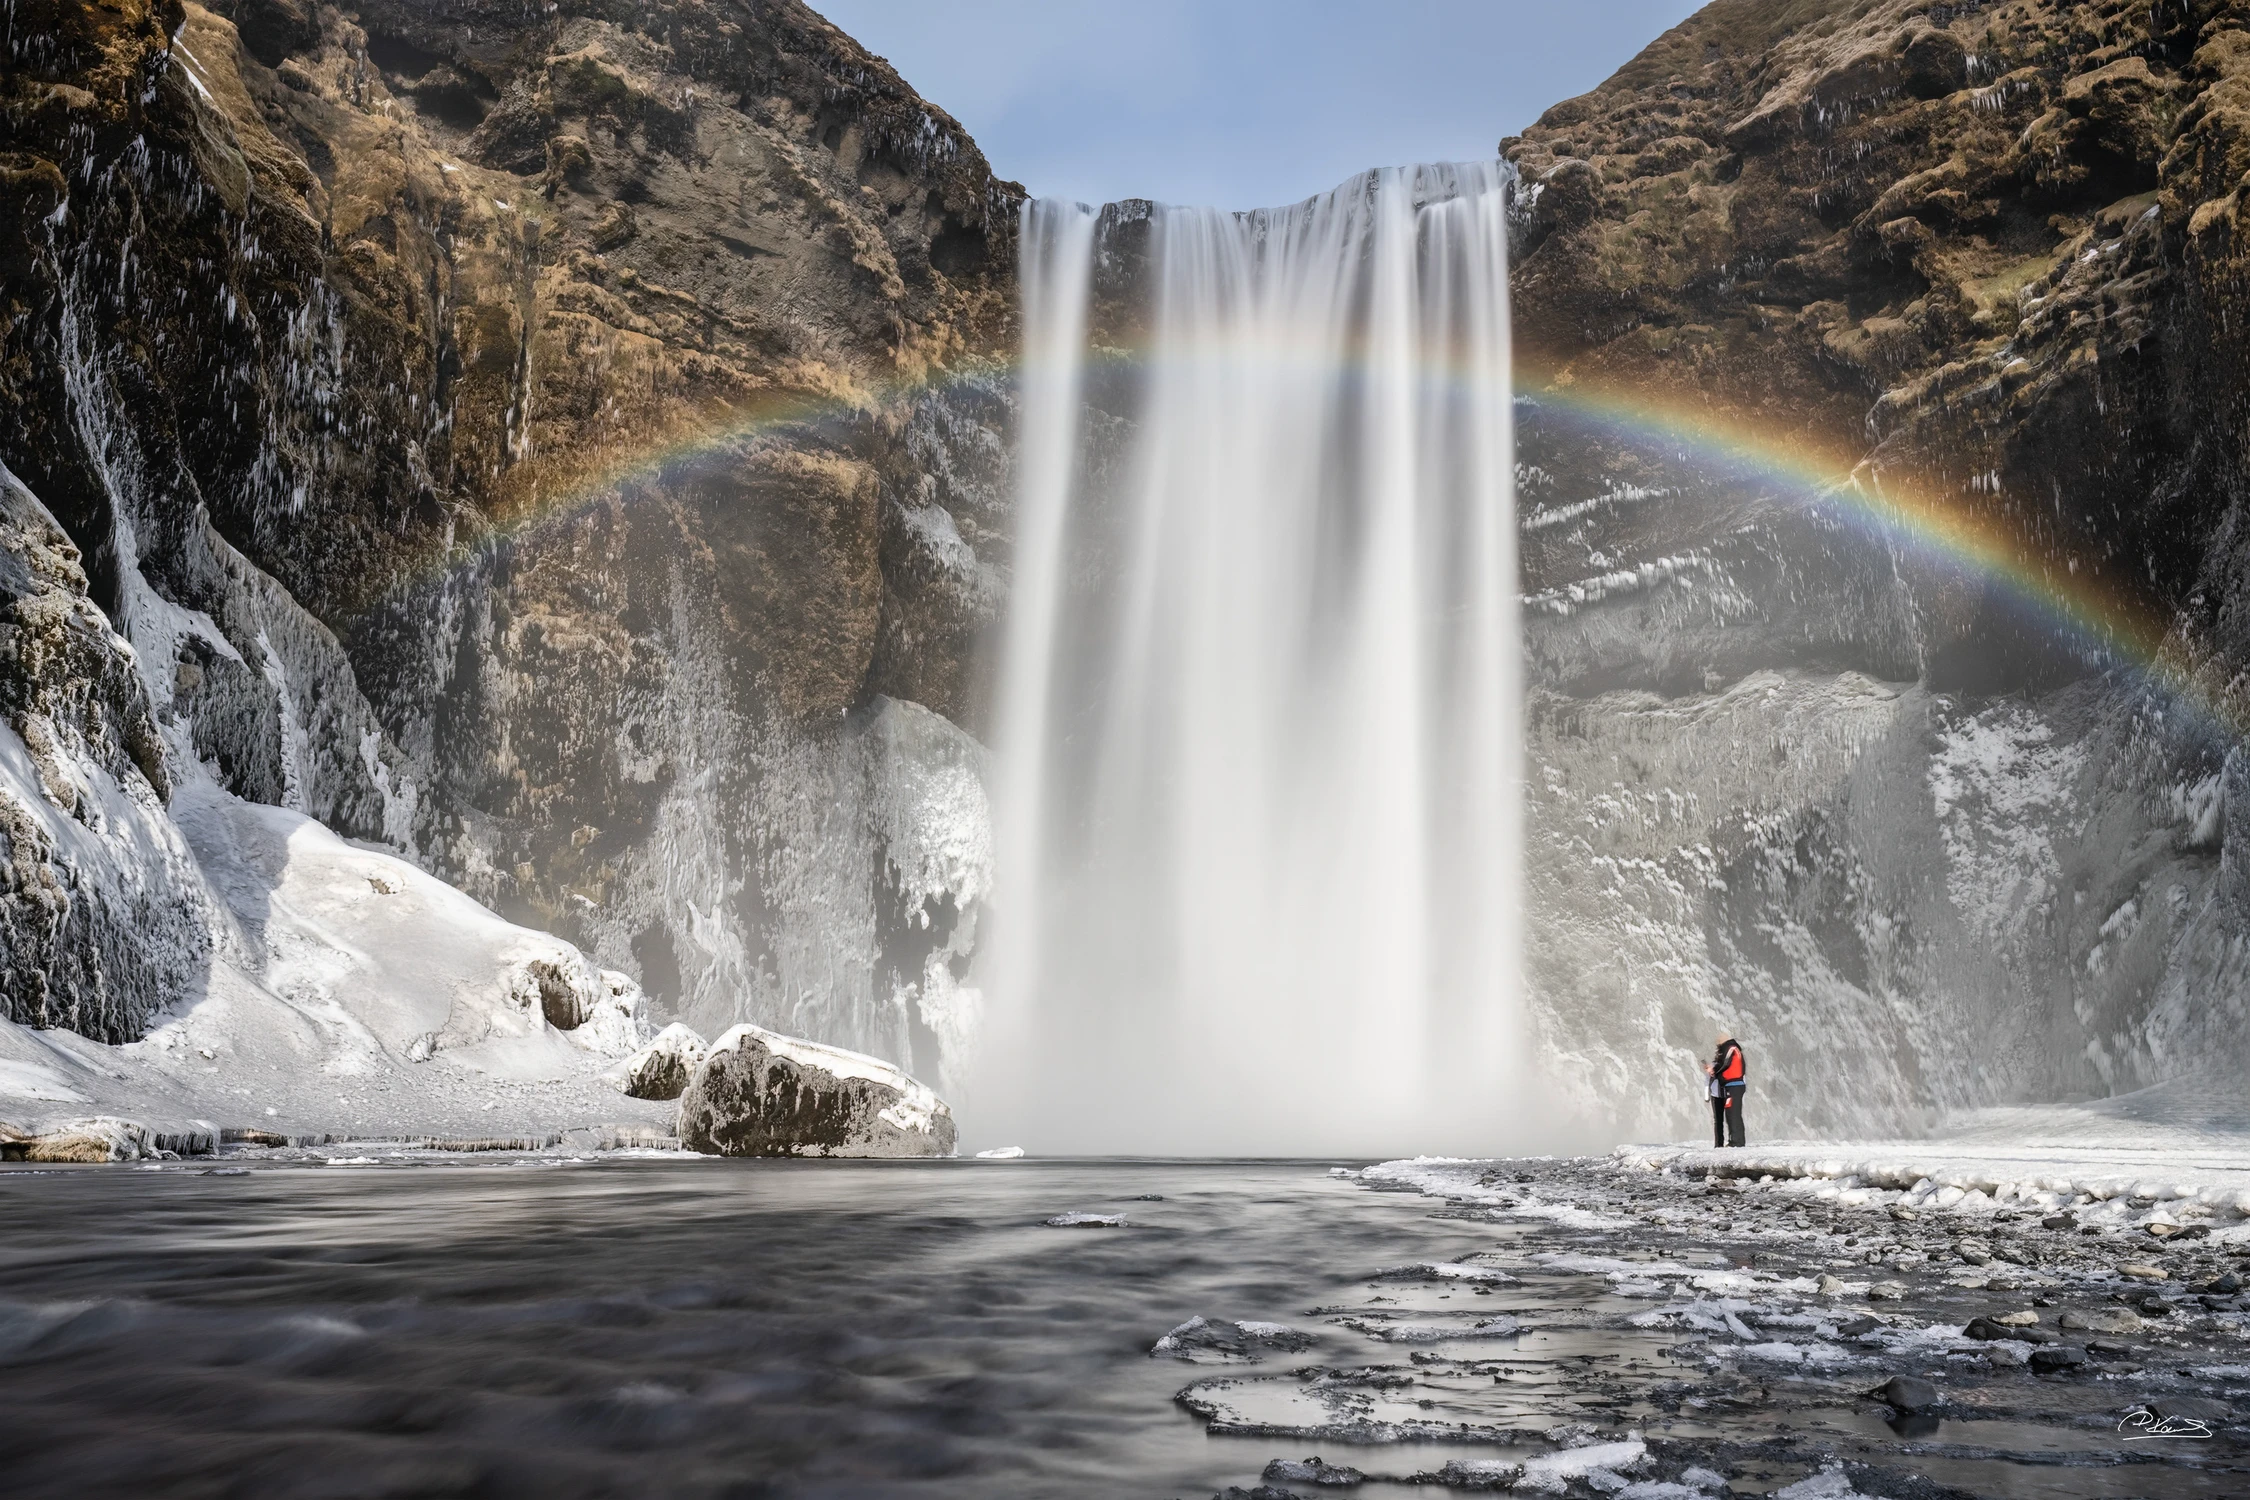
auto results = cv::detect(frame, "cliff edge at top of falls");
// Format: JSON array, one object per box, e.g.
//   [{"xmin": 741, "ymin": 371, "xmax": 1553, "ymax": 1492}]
[
  {"xmin": 0, "ymin": 0, "xmax": 1011, "ymax": 1071},
  {"xmin": 1505, "ymin": 0, "xmax": 2250, "ymax": 1141}
]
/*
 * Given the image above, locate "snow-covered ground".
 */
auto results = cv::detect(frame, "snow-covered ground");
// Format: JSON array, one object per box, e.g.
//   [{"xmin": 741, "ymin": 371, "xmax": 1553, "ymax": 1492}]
[
  {"xmin": 1369, "ymin": 1075, "xmax": 2250, "ymax": 1245},
  {"xmin": 0, "ymin": 761, "xmax": 672, "ymax": 1143},
  {"xmin": 1622, "ymin": 1079, "xmax": 2250, "ymax": 1232}
]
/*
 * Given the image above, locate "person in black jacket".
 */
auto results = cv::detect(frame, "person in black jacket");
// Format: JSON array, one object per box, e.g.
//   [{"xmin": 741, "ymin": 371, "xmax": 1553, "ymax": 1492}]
[{"xmin": 1704, "ymin": 1033, "xmax": 1746, "ymax": 1147}]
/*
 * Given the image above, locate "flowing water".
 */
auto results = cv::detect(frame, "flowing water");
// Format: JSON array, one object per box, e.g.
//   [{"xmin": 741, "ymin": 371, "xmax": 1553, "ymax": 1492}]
[
  {"xmin": 983, "ymin": 166, "xmax": 1521, "ymax": 1157},
  {"xmin": 2, "ymin": 1159, "xmax": 2238, "ymax": 1499}
]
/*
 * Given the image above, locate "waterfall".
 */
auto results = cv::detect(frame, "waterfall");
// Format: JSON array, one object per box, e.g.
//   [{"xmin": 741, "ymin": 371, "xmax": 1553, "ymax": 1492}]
[{"xmin": 982, "ymin": 165, "xmax": 1521, "ymax": 1156}]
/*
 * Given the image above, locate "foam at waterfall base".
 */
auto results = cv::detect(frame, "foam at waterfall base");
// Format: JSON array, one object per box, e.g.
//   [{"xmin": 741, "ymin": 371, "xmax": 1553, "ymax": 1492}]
[{"xmin": 0, "ymin": 748, "xmax": 669, "ymax": 1140}]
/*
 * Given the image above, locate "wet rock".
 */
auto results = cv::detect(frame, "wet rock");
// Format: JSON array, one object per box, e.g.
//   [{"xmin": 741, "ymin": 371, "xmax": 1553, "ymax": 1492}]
[
  {"xmin": 1816, "ymin": 1274, "xmax": 1847, "ymax": 1295},
  {"xmin": 2058, "ymin": 1306, "xmax": 2141, "ymax": 1334},
  {"xmin": 1834, "ymin": 1315, "xmax": 1881, "ymax": 1337},
  {"xmin": 1870, "ymin": 1374, "xmax": 1939, "ymax": 1413},
  {"xmin": 1988, "ymin": 1310, "xmax": 2039, "ymax": 1327},
  {"xmin": 1430, "ymin": 1459, "xmax": 1524, "ymax": 1490},
  {"xmin": 676, "ymin": 1024, "xmax": 955, "ymax": 1158},
  {"xmin": 1261, "ymin": 1457, "xmax": 1364, "ymax": 1486},
  {"xmin": 1045, "ymin": 1213, "xmax": 1126, "ymax": 1228},
  {"xmin": 1963, "ymin": 1316, "xmax": 2052, "ymax": 1343},
  {"xmin": 2118, "ymin": 1263, "xmax": 2169, "ymax": 1281},
  {"xmin": 619, "ymin": 1023, "xmax": 707, "ymax": 1101},
  {"xmin": 1865, "ymin": 1280, "xmax": 1908, "ymax": 1301},
  {"xmin": 2042, "ymin": 1213, "xmax": 2077, "ymax": 1230},
  {"xmin": 2028, "ymin": 1345, "xmax": 2087, "ymax": 1374},
  {"xmin": 0, "ymin": 1116, "xmax": 166, "ymax": 1163},
  {"xmin": 1215, "ymin": 1487, "xmax": 1303, "ymax": 1500},
  {"xmin": 1153, "ymin": 1317, "xmax": 1316, "ymax": 1362},
  {"xmin": 2202, "ymin": 1273, "xmax": 2242, "ymax": 1295},
  {"xmin": 1954, "ymin": 1240, "xmax": 1993, "ymax": 1266},
  {"xmin": 2144, "ymin": 1394, "xmax": 2232, "ymax": 1424}
]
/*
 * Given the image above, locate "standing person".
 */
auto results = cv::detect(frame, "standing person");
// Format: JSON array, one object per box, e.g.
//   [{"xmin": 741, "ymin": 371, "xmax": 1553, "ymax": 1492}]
[{"xmin": 1704, "ymin": 1032, "xmax": 1747, "ymax": 1147}]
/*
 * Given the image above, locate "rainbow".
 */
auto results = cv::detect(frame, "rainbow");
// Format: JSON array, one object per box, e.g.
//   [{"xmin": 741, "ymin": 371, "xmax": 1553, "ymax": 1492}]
[
  {"xmin": 404, "ymin": 338, "xmax": 2233, "ymax": 740},
  {"xmin": 1514, "ymin": 374, "xmax": 2234, "ymax": 735}
]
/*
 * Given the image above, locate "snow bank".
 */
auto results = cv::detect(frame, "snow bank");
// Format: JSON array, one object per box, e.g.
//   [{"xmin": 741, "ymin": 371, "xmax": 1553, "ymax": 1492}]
[
  {"xmin": 0, "ymin": 762, "xmax": 667, "ymax": 1141},
  {"xmin": 1619, "ymin": 1090, "xmax": 2250, "ymax": 1233}
]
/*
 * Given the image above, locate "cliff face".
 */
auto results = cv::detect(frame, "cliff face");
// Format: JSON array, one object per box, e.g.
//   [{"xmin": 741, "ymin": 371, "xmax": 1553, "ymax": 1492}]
[
  {"xmin": 0, "ymin": 0, "xmax": 1011, "ymax": 1077},
  {"xmin": 1507, "ymin": 0, "xmax": 2250, "ymax": 1135},
  {"xmin": 15, "ymin": 0, "xmax": 2250, "ymax": 1143}
]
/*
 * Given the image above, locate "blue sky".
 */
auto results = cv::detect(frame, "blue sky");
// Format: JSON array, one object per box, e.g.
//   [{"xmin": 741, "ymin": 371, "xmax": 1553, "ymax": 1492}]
[{"xmin": 809, "ymin": 1, "xmax": 1706, "ymax": 210}]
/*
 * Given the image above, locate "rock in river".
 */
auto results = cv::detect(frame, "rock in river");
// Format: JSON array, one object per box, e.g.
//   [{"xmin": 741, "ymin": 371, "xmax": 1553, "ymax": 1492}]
[
  {"xmin": 1870, "ymin": 1375, "xmax": 1940, "ymax": 1414},
  {"xmin": 2059, "ymin": 1306, "xmax": 2142, "ymax": 1335},
  {"xmin": 677, "ymin": 1025, "xmax": 956, "ymax": 1158}
]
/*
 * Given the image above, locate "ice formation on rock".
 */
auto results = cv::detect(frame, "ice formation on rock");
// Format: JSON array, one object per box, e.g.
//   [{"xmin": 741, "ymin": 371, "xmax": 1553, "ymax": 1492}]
[{"xmin": 675, "ymin": 1021, "xmax": 956, "ymax": 1157}]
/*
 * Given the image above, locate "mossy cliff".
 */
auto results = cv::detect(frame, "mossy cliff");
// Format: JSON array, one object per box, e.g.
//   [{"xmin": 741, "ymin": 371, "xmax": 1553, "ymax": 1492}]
[
  {"xmin": 9, "ymin": 0, "xmax": 2250, "ymax": 1139},
  {"xmin": 0, "ymin": 0, "xmax": 1010, "ymax": 1068}
]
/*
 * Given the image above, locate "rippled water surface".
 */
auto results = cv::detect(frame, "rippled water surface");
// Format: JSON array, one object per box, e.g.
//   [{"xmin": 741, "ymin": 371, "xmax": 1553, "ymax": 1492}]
[
  {"xmin": 0, "ymin": 1160, "xmax": 1468, "ymax": 1498},
  {"xmin": 1, "ymin": 1159, "xmax": 2242, "ymax": 1499}
]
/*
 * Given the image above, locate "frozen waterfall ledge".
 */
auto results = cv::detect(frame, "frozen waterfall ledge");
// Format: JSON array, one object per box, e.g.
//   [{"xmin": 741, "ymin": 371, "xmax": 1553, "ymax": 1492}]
[{"xmin": 676, "ymin": 1024, "xmax": 957, "ymax": 1158}]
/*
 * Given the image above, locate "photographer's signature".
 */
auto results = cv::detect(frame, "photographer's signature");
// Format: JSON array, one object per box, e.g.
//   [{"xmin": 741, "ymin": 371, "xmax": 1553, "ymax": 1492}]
[{"xmin": 2118, "ymin": 1410, "xmax": 2216, "ymax": 1442}]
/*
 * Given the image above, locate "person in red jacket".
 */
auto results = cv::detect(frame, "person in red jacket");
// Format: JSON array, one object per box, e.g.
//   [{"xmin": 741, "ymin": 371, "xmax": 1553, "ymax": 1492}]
[{"xmin": 1704, "ymin": 1033, "xmax": 1747, "ymax": 1147}]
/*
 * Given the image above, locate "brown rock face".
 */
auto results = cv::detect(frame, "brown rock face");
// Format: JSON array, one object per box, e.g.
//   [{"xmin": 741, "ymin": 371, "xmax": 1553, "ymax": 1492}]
[
  {"xmin": 1509, "ymin": 0, "xmax": 2250, "ymax": 1137},
  {"xmin": 0, "ymin": 0, "xmax": 1018, "ymax": 1058}
]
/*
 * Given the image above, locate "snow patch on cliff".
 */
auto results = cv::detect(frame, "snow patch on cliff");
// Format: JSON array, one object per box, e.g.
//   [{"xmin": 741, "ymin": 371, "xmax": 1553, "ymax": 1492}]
[{"xmin": 1928, "ymin": 703, "xmax": 2085, "ymax": 939}]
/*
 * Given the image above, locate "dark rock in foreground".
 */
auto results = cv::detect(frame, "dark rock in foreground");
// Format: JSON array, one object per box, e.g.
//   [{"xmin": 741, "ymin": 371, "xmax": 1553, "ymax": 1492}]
[
  {"xmin": 677, "ymin": 1024, "xmax": 955, "ymax": 1158},
  {"xmin": 620, "ymin": 1024, "xmax": 709, "ymax": 1102},
  {"xmin": 1871, "ymin": 1375, "xmax": 1940, "ymax": 1414}
]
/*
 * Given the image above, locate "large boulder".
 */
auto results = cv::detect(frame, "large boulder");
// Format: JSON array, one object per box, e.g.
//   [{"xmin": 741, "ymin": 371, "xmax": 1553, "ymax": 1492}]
[{"xmin": 676, "ymin": 1024, "xmax": 955, "ymax": 1158}]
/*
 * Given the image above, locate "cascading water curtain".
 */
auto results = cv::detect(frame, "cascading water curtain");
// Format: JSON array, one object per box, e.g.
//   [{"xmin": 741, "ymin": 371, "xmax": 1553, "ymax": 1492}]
[{"xmin": 983, "ymin": 167, "xmax": 1519, "ymax": 1155}]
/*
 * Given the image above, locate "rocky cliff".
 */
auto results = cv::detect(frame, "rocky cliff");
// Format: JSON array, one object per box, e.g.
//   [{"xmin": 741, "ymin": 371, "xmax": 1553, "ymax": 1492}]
[
  {"xmin": 1506, "ymin": 0, "xmax": 2250, "ymax": 1136},
  {"xmin": 0, "ymin": 0, "xmax": 1010, "ymax": 1087},
  {"xmin": 12, "ymin": 0, "xmax": 2250, "ymax": 1148}
]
